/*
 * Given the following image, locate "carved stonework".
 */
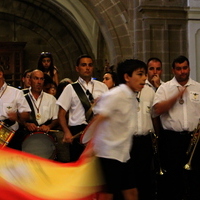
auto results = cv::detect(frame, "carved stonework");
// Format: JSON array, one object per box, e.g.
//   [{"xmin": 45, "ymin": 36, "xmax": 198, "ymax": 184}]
[{"xmin": 0, "ymin": 42, "xmax": 26, "ymax": 87}]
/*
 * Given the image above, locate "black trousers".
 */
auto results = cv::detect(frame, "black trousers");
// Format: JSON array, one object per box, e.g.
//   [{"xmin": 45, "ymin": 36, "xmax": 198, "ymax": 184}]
[
  {"xmin": 69, "ymin": 124, "xmax": 87, "ymax": 162},
  {"xmin": 185, "ymin": 140, "xmax": 200, "ymax": 200},
  {"xmin": 129, "ymin": 134, "xmax": 154, "ymax": 200},
  {"xmin": 157, "ymin": 130, "xmax": 191, "ymax": 200}
]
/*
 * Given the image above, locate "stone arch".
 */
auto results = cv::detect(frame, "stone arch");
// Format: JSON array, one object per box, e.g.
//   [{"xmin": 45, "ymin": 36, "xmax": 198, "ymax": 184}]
[{"xmin": 0, "ymin": 0, "xmax": 98, "ymax": 80}]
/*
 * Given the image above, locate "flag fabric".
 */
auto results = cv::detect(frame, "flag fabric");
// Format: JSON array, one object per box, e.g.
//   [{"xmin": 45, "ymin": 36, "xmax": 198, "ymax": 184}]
[{"xmin": 0, "ymin": 147, "xmax": 104, "ymax": 200}]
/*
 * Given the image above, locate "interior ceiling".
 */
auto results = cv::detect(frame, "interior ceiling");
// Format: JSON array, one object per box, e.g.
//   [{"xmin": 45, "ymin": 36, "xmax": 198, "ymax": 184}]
[{"xmin": 52, "ymin": 0, "xmax": 99, "ymax": 56}]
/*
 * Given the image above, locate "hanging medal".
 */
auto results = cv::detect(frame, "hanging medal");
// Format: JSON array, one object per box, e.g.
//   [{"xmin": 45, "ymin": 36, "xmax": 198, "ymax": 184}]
[
  {"xmin": 177, "ymin": 86, "xmax": 187, "ymax": 105},
  {"xmin": 179, "ymin": 99, "xmax": 184, "ymax": 104},
  {"xmin": 29, "ymin": 93, "xmax": 43, "ymax": 120},
  {"xmin": 36, "ymin": 113, "xmax": 41, "ymax": 120}
]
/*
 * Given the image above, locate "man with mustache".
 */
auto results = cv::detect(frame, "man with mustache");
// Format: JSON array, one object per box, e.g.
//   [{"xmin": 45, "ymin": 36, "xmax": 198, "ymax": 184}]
[{"xmin": 153, "ymin": 55, "xmax": 200, "ymax": 200}]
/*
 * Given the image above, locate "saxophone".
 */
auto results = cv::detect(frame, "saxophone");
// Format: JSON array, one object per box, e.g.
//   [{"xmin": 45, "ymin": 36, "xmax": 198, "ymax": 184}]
[{"xmin": 184, "ymin": 119, "xmax": 200, "ymax": 170}]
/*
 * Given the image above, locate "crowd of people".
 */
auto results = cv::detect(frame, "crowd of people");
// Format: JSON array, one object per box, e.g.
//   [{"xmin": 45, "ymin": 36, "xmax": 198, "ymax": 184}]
[{"xmin": 0, "ymin": 53, "xmax": 199, "ymax": 200}]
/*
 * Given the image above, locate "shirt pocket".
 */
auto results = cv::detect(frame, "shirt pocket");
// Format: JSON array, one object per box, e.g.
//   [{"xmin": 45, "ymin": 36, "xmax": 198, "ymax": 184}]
[
  {"xmin": 3, "ymin": 103, "xmax": 16, "ymax": 116},
  {"xmin": 41, "ymin": 106, "xmax": 51, "ymax": 121}
]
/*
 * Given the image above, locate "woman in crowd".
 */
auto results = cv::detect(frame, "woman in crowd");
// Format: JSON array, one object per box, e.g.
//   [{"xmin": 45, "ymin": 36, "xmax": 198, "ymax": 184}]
[
  {"xmin": 37, "ymin": 52, "xmax": 59, "ymax": 85},
  {"xmin": 102, "ymin": 71, "xmax": 119, "ymax": 89}
]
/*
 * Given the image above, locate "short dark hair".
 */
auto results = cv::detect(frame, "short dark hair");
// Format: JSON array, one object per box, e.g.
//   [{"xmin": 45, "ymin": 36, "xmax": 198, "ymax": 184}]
[
  {"xmin": 103, "ymin": 71, "xmax": 119, "ymax": 86},
  {"xmin": 147, "ymin": 57, "xmax": 162, "ymax": 66},
  {"xmin": 172, "ymin": 55, "xmax": 189, "ymax": 69},
  {"xmin": 117, "ymin": 59, "xmax": 147, "ymax": 84},
  {"xmin": 23, "ymin": 69, "xmax": 34, "ymax": 78},
  {"xmin": 76, "ymin": 54, "xmax": 93, "ymax": 66}
]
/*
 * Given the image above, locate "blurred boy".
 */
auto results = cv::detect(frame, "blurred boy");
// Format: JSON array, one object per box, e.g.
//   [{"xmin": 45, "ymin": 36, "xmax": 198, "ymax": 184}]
[{"xmin": 83, "ymin": 59, "xmax": 147, "ymax": 200}]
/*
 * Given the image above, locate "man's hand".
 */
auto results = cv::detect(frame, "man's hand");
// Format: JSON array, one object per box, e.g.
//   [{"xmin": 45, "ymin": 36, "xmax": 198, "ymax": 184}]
[
  {"xmin": 25, "ymin": 123, "xmax": 38, "ymax": 132},
  {"xmin": 62, "ymin": 131, "xmax": 73, "ymax": 143},
  {"xmin": 151, "ymin": 74, "xmax": 161, "ymax": 88},
  {"xmin": 39, "ymin": 125, "xmax": 50, "ymax": 133}
]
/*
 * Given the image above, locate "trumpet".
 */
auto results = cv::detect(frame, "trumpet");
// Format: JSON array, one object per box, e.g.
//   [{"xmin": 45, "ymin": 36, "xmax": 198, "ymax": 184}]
[
  {"xmin": 184, "ymin": 119, "xmax": 200, "ymax": 170},
  {"xmin": 150, "ymin": 129, "xmax": 166, "ymax": 175}
]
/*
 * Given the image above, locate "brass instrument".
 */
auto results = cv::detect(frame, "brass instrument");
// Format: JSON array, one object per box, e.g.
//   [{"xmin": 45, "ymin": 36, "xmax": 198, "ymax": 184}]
[
  {"xmin": 184, "ymin": 120, "xmax": 200, "ymax": 170},
  {"xmin": 150, "ymin": 129, "xmax": 166, "ymax": 175}
]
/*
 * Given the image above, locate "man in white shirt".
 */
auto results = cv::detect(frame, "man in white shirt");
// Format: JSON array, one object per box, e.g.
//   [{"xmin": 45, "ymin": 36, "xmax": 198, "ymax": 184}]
[
  {"xmin": 24, "ymin": 70, "xmax": 58, "ymax": 132},
  {"xmin": 146, "ymin": 57, "xmax": 164, "ymax": 91},
  {"xmin": 153, "ymin": 55, "xmax": 200, "ymax": 200},
  {"xmin": 129, "ymin": 85, "xmax": 156, "ymax": 200},
  {"xmin": 23, "ymin": 70, "xmax": 59, "ymax": 159},
  {"xmin": 0, "ymin": 65, "xmax": 31, "ymax": 149},
  {"xmin": 57, "ymin": 54, "xmax": 108, "ymax": 161}
]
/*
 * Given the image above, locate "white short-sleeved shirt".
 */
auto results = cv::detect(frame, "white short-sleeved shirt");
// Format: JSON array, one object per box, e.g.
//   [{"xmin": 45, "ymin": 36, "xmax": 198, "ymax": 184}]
[
  {"xmin": 28, "ymin": 90, "xmax": 58, "ymax": 125},
  {"xmin": 145, "ymin": 79, "xmax": 164, "ymax": 92},
  {"xmin": 56, "ymin": 77, "xmax": 108, "ymax": 126},
  {"xmin": 93, "ymin": 84, "xmax": 138, "ymax": 162},
  {"xmin": 0, "ymin": 83, "xmax": 31, "ymax": 131},
  {"xmin": 153, "ymin": 77, "xmax": 200, "ymax": 132},
  {"xmin": 136, "ymin": 85, "xmax": 155, "ymax": 135}
]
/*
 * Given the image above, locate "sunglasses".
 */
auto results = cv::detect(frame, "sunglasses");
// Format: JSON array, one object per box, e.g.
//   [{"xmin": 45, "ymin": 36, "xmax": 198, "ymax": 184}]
[
  {"xmin": 86, "ymin": 90, "xmax": 94, "ymax": 103},
  {"xmin": 40, "ymin": 52, "xmax": 51, "ymax": 56}
]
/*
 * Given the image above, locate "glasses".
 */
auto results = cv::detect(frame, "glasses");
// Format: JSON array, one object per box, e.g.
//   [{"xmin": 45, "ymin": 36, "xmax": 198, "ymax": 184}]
[{"xmin": 86, "ymin": 90, "xmax": 94, "ymax": 103}]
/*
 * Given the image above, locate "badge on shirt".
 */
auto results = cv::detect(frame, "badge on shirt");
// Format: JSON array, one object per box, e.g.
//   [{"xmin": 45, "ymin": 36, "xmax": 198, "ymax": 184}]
[{"xmin": 190, "ymin": 91, "xmax": 200, "ymax": 102}]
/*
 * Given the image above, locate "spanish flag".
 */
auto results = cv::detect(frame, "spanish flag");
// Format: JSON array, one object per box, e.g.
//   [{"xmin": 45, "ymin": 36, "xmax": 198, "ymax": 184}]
[{"xmin": 0, "ymin": 147, "xmax": 104, "ymax": 200}]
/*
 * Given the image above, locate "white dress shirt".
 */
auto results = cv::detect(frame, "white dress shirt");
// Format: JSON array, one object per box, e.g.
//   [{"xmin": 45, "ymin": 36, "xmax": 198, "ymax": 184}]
[
  {"xmin": 0, "ymin": 83, "xmax": 31, "ymax": 131},
  {"xmin": 93, "ymin": 84, "xmax": 138, "ymax": 162},
  {"xmin": 136, "ymin": 85, "xmax": 155, "ymax": 135},
  {"xmin": 56, "ymin": 77, "xmax": 108, "ymax": 126},
  {"xmin": 153, "ymin": 77, "xmax": 200, "ymax": 132},
  {"xmin": 28, "ymin": 90, "xmax": 58, "ymax": 125}
]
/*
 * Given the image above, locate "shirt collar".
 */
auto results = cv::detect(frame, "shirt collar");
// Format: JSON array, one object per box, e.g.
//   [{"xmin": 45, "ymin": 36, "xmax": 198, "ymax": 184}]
[
  {"xmin": 145, "ymin": 80, "xmax": 154, "ymax": 88},
  {"xmin": 78, "ymin": 77, "xmax": 94, "ymax": 85},
  {"xmin": 0, "ymin": 82, "xmax": 7, "ymax": 91},
  {"xmin": 172, "ymin": 77, "xmax": 194, "ymax": 87},
  {"xmin": 119, "ymin": 84, "xmax": 138, "ymax": 99},
  {"xmin": 29, "ymin": 88, "xmax": 44, "ymax": 100}
]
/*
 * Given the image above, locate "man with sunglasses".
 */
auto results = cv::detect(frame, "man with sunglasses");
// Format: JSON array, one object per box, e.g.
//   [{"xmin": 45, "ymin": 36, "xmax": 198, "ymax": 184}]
[
  {"xmin": 153, "ymin": 55, "xmax": 200, "ymax": 200},
  {"xmin": 57, "ymin": 54, "xmax": 108, "ymax": 162}
]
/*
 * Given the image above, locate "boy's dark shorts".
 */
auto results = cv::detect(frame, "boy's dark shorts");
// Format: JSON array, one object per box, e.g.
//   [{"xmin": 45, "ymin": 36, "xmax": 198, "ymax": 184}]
[{"xmin": 98, "ymin": 157, "xmax": 136, "ymax": 194}]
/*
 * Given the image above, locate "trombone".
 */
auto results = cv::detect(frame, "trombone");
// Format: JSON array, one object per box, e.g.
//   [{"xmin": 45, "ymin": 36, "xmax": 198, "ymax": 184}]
[
  {"xmin": 184, "ymin": 119, "xmax": 200, "ymax": 170},
  {"xmin": 150, "ymin": 129, "xmax": 166, "ymax": 175}
]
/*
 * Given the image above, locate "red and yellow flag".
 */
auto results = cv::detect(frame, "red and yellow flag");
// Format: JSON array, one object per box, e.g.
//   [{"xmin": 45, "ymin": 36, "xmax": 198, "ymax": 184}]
[{"xmin": 0, "ymin": 147, "xmax": 104, "ymax": 200}]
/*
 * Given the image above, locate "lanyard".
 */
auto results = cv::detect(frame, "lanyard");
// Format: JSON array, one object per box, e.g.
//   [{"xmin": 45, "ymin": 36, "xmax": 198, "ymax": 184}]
[
  {"xmin": 29, "ymin": 93, "xmax": 43, "ymax": 120},
  {"xmin": 0, "ymin": 85, "xmax": 7, "ymax": 99}
]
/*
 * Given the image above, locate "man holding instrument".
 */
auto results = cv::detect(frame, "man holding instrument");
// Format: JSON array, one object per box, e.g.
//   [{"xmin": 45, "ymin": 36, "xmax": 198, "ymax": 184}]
[
  {"xmin": 24, "ymin": 70, "xmax": 58, "ymax": 133},
  {"xmin": 57, "ymin": 54, "xmax": 108, "ymax": 162},
  {"xmin": 153, "ymin": 55, "xmax": 200, "ymax": 200},
  {"xmin": 0, "ymin": 65, "xmax": 31, "ymax": 149}
]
